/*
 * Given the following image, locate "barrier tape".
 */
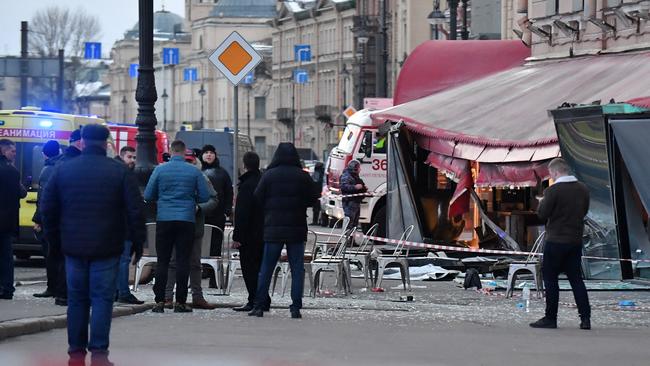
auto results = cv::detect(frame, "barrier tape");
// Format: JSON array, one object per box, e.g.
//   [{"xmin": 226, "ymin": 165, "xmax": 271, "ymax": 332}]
[
  {"xmin": 328, "ymin": 192, "xmax": 380, "ymax": 199},
  {"xmin": 312, "ymin": 230, "xmax": 650, "ymax": 264}
]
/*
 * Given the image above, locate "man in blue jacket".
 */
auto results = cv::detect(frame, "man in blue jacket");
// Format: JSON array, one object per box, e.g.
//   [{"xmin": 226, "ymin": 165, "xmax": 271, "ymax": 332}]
[
  {"xmin": 40, "ymin": 124, "xmax": 146, "ymax": 362},
  {"xmin": 144, "ymin": 140, "xmax": 211, "ymax": 313}
]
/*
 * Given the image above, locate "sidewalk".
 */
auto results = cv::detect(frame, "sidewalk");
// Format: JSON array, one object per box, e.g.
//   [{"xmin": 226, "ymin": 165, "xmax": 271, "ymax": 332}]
[{"xmin": 0, "ymin": 282, "xmax": 151, "ymax": 341}]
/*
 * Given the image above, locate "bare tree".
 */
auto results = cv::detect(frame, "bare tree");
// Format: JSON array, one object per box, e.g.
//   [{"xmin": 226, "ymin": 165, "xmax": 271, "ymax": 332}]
[{"xmin": 29, "ymin": 6, "xmax": 101, "ymax": 57}]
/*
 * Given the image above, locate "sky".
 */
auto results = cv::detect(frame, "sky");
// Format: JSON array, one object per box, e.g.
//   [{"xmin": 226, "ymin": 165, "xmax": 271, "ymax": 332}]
[{"xmin": 0, "ymin": 0, "xmax": 185, "ymax": 57}]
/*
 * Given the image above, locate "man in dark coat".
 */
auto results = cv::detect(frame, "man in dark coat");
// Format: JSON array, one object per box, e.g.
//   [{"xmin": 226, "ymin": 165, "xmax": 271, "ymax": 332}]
[
  {"xmin": 530, "ymin": 158, "xmax": 591, "ymax": 330},
  {"xmin": 0, "ymin": 139, "xmax": 27, "ymax": 300},
  {"xmin": 232, "ymin": 152, "xmax": 269, "ymax": 312},
  {"xmin": 40, "ymin": 124, "xmax": 146, "ymax": 361},
  {"xmin": 112, "ymin": 146, "xmax": 144, "ymax": 305},
  {"xmin": 249, "ymin": 143, "xmax": 319, "ymax": 319},
  {"xmin": 201, "ymin": 144, "xmax": 233, "ymax": 259},
  {"xmin": 311, "ymin": 162, "xmax": 325, "ymax": 225},
  {"xmin": 339, "ymin": 159, "xmax": 367, "ymax": 228},
  {"xmin": 61, "ymin": 129, "xmax": 82, "ymax": 162},
  {"xmin": 32, "ymin": 140, "xmax": 67, "ymax": 303}
]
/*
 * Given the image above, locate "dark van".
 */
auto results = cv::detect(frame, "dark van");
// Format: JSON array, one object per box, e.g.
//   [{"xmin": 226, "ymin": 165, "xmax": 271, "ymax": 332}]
[{"xmin": 174, "ymin": 130, "xmax": 254, "ymax": 180}]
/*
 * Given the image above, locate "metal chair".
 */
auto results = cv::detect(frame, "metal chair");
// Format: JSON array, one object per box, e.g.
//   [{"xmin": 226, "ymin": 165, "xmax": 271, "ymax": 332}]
[
  {"xmin": 271, "ymin": 230, "xmax": 318, "ymax": 297},
  {"xmin": 224, "ymin": 229, "xmax": 241, "ymax": 295},
  {"xmin": 306, "ymin": 227, "xmax": 355, "ymax": 297},
  {"xmin": 372, "ymin": 225, "xmax": 415, "ymax": 291},
  {"xmin": 505, "ymin": 232, "xmax": 545, "ymax": 298},
  {"xmin": 200, "ymin": 224, "xmax": 227, "ymax": 294},
  {"xmin": 317, "ymin": 216, "xmax": 350, "ymax": 255},
  {"xmin": 133, "ymin": 223, "xmax": 157, "ymax": 292},
  {"xmin": 345, "ymin": 223, "xmax": 379, "ymax": 288}
]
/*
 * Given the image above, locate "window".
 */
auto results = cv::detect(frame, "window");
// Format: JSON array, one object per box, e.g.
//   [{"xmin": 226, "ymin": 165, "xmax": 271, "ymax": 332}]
[
  {"xmin": 254, "ymin": 96, "xmax": 266, "ymax": 119},
  {"xmin": 255, "ymin": 136, "xmax": 267, "ymax": 159}
]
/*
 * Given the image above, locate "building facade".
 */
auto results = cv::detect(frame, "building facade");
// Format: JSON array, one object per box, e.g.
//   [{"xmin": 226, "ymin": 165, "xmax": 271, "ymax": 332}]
[{"xmin": 505, "ymin": 0, "xmax": 650, "ymax": 58}]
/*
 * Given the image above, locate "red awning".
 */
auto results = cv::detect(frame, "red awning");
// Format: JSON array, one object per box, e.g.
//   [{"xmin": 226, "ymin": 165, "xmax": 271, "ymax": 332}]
[
  {"xmin": 394, "ymin": 40, "xmax": 530, "ymax": 105},
  {"xmin": 375, "ymin": 51, "xmax": 650, "ymax": 165}
]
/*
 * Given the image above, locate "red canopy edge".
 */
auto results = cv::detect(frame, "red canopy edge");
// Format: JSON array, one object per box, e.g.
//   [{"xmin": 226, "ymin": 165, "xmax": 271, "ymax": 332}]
[
  {"xmin": 394, "ymin": 40, "xmax": 530, "ymax": 105},
  {"xmin": 626, "ymin": 97, "xmax": 650, "ymax": 109}
]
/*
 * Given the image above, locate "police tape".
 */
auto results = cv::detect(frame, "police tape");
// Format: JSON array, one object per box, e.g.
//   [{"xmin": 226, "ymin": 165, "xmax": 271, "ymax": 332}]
[
  {"xmin": 328, "ymin": 192, "xmax": 379, "ymax": 199},
  {"xmin": 311, "ymin": 230, "xmax": 650, "ymax": 264}
]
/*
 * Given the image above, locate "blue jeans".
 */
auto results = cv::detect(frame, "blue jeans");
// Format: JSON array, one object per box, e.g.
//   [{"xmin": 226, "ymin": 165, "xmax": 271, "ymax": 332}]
[
  {"xmin": 115, "ymin": 241, "xmax": 132, "ymax": 298},
  {"xmin": 0, "ymin": 232, "xmax": 14, "ymax": 297},
  {"xmin": 255, "ymin": 242, "xmax": 305, "ymax": 311},
  {"xmin": 65, "ymin": 255, "xmax": 119, "ymax": 354}
]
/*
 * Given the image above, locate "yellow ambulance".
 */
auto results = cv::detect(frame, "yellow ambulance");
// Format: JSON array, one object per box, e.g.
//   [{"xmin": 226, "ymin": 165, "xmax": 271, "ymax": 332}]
[{"xmin": 0, "ymin": 108, "xmax": 108, "ymax": 258}]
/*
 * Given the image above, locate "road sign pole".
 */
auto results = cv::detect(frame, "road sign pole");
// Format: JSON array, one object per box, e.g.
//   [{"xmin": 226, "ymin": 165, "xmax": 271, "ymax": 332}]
[
  {"xmin": 58, "ymin": 49, "xmax": 64, "ymax": 112},
  {"xmin": 233, "ymin": 85, "xmax": 239, "ymax": 201}
]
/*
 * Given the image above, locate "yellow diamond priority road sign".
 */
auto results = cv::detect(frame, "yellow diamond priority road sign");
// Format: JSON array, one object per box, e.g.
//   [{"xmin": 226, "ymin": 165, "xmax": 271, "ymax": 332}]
[
  {"xmin": 209, "ymin": 31, "xmax": 262, "ymax": 86},
  {"xmin": 343, "ymin": 105, "xmax": 357, "ymax": 119}
]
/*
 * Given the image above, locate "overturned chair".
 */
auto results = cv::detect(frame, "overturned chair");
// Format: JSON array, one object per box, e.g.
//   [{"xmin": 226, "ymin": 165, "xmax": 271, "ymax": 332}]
[
  {"xmin": 133, "ymin": 222, "xmax": 158, "ymax": 292},
  {"xmin": 201, "ymin": 224, "xmax": 228, "ymax": 294},
  {"xmin": 505, "ymin": 232, "xmax": 545, "ymax": 298}
]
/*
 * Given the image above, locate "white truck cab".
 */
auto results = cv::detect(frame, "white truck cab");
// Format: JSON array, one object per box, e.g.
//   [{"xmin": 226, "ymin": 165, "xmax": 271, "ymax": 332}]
[{"xmin": 324, "ymin": 109, "xmax": 388, "ymax": 235}]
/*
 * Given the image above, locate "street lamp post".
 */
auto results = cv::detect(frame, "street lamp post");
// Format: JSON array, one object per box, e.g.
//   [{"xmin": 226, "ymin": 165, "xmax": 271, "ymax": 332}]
[
  {"xmin": 341, "ymin": 66, "xmax": 349, "ymax": 110},
  {"xmin": 246, "ymin": 83, "xmax": 251, "ymax": 137},
  {"xmin": 134, "ymin": 0, "xmax": 158, "ymax": 187},
  {"xmin": 427, "ymin": 1, "xmax": 447, "ymax": 40},
  {"xmin": 461, "ymin": 0, "xmax": 469, "ymax": 40},
  {"xmin": 121, "ymin": 95, "xmax": 127, "ymax": 122},
  {"xmin": 357, "ymin": 36, "xmax": 369, "ymax": 110},
  {"xmin": 198, "ymin": 83, "xmax": 206, "ymax": 130},
  {"xmin": 449, "ymin": 0, "xmax": 459, "ymax": 40},
  {"xmin": 161, "ymin": 89, "xmax": 168, "ymax": 131}
]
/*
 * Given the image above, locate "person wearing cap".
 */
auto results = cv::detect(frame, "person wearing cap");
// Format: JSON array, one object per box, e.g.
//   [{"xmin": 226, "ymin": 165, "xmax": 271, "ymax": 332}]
[
  {"xmin": 201, "ymin": 144, "xmax": 233, "ymax": 286},
  {"xmin": 32, "ymin": 140, "xmax": 67, "ymax": 304},
  {"xmin": 339, "ymin": 159, "xmax": 367, "ymax": 229},
  {"xmin": 60, "ymin": 129, "xmax": 83, "ymax": 163},
  {"xmin": 40, "ymin": 124, "xmax": 146, "ymax": 362},
  {"xmin": 144, "ymin": 140, "xmax": 211, "ymax": 313}
]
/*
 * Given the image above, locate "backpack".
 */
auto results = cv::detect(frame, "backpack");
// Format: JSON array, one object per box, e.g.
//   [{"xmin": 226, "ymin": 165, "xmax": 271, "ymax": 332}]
[{"xmin": 463, "ymin": 268, "xmax": 482, "ymax": 290}]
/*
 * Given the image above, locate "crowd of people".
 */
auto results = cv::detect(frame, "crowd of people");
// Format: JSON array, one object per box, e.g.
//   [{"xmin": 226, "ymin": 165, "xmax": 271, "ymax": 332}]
[
  {"xmin": 0, "ymin": 124, "xmax": 320, "ymax": 361},
  {"xmin": 0, "ymin": 123, "xmax": 592, "ymax": 364}
]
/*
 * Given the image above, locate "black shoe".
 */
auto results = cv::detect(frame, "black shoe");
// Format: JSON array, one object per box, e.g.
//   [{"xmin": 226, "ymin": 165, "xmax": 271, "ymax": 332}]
[
  {"xmin": 580, "ymin": 317, "xmax": 591, "ymax": 330},
  {"xmin": 0, "ymin": 293, "xmax": 12, "ymax": 300},
  {"xmin": 291, "ymin": 310, "xmax": 302, "ymax": 319},
  {"xmin": 174, "ymin": 303, "xmax": 193, "ymax": 313},
  {"xmin": 34, "ymin": 289, "xmax": 55, "ymax": 298},
  {"xmin": 151, "ymin": 302, "xmax": 165, "ymax": 313},
  {"xmin": 233, "ymin": 304, "xmax": 254, "ymax": 312},
  {"xmin": 55, "ymin": 297, "xmax": 68, "ymax": 306},
  {"xmin": 117, "ymin": 294, "xmax": 145, "ymax": 305},
  {"xmin": 529, "ymin": 317, "xmax": 557, "ymax": 329},
  {"xmin": 248, "ymin": 308, "xmax": 264, "ymax": 317}
]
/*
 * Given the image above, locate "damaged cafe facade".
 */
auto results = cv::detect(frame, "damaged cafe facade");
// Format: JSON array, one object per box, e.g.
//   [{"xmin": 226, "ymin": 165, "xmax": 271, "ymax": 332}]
[{"xmin": 371, "ymin": 0, "xmax": 650, "ymax": 281}]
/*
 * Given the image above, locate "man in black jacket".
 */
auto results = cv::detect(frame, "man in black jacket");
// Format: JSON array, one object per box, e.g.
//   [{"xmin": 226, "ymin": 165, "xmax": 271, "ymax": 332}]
[
  {"xmin": 249, "ymin": 143, "xmax": 319, "ymax": 319},
  {"xmin": 32, "ymin": 140, "xmax": 67, "ymax": 303},
  {"xmin": 41, "ymin": 125, "xmax": 146, "ymax": 361},
  {"xmin": 201, "ymin": 145, "xmax": 233, "ymax": 258},
  {"xmin": 232, "ymin": 152, "xmax": 269, "ymax": 312},
  {"xmin": 530, "ymin": 158, "xmax": 591, "ymax": 330},
  {"xmin": 0, "ymin": 139, "xmax": 27, "ymax": 300}
]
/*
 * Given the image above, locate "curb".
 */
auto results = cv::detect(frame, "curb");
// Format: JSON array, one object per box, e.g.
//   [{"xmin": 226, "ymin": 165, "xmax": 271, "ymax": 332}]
[{"xmin": 0, "ymin": 303, "xmax": 153, "ymax": 341}]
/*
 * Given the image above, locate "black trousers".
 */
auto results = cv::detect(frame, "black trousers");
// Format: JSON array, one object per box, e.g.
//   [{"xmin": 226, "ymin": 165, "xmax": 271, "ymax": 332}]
[
  {"xmin": 239, "ymin": 242, "xmax": 267, "ymax": 306},
  {"xmin": 153, "ymin": 221, "xmax": 195, "ymax": 304},
  {"xmin": 543, "ymin": 241, "xmax": 591, "ymax": 320},
  {"xmin": 41, "ymin": 238, "xmax": 66, "ymax": 298}
]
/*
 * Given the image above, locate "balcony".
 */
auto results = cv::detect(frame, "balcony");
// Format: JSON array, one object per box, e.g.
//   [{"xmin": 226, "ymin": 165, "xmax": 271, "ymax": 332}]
[
  {"xmin": 276, "ymin": 108, "xmax": 292, "ymax": 124},
  {"xmin": 315, "ymin": 105, "xmax": 332, "ymax": 122}
]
